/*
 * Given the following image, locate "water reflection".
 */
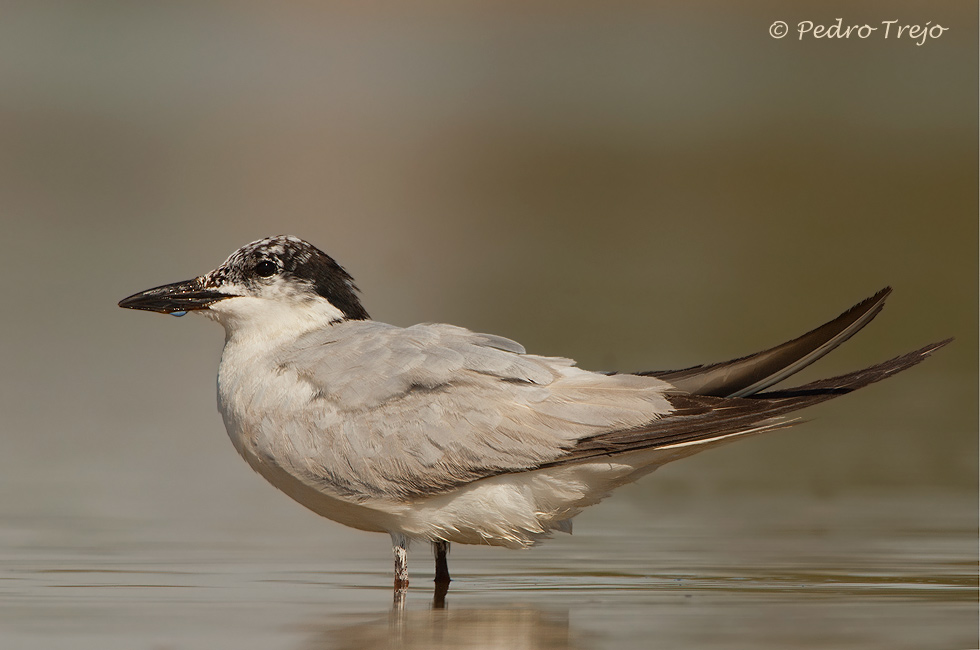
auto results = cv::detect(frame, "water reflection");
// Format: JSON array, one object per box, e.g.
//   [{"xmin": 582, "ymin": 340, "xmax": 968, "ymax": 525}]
[
  {"xmin": 302, "ymin": 605, "xmax": 578, "ymax": 650},
  {"xmin": 391, "ymin": 582, "xmax": 440, "ymax": 610}
]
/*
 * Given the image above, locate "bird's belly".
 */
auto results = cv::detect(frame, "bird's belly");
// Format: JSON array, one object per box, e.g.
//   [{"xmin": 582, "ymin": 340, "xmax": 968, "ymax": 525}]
[
  {"xmin": 399, "ymin": 450, "xmax": 675, "ymax": 548},
  {"xmin": 217, "ymin": 356, "xmax": 401, "ymax": 534},
  {"xmin": 236, "ymin": 444, "xmax": 405, "ymax": 534},
  {"xmin": 217, "ymin": 358, "xmax": 682, "ymax": 546},
  {"xmin": 231, "ymin": 419, "xmax": 682, "ymax": 547}
]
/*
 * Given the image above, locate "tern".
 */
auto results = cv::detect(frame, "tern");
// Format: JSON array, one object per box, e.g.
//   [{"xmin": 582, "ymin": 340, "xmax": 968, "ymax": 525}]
[{"xmin": 119, "ymin": 235, "xmax": 948, "ymax": 589}]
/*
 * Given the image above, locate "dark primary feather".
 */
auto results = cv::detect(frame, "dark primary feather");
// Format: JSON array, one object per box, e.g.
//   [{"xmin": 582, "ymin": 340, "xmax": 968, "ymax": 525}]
[
  {"xmin": 642, "ymin": 287, "xmax": 893, "ymax": 397},
  {"xmin": 544, "ymin": 339, "xmax": 951, "ymax": 468}
]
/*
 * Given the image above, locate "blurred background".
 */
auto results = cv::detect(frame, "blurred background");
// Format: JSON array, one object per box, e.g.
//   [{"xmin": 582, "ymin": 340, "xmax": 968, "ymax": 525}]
[{"xmin": 0, "ymin": 0, "xmax": 975, "ymax": 598}]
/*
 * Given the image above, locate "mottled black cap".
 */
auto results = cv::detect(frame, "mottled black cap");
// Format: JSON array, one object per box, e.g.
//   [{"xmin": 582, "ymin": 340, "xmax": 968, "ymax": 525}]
[{"xmin": 205, "ymin": 235, "xmax": 370, "ymax": 320}]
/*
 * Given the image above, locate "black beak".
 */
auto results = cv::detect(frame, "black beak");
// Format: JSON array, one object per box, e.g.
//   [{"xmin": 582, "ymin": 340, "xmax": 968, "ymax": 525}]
[{"xmin": 118, "ymin": 278, "xmax": 232, "ymax": 314}]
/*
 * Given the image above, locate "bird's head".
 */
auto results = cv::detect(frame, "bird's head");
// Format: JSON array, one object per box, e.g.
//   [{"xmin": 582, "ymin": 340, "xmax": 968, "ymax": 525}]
[{"xmin": 119, "ymin": 235, "xmax": 369, "ymax": 338}]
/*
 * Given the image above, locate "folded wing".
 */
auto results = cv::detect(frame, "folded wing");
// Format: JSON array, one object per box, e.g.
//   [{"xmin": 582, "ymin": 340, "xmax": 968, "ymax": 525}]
[
  {"xmin": 267, "ymin": 292, "xmax": 948, "ymax": 503},
  {"xmin": 270, "ymin": 321, "xmax": 675, "ymax": 501}
]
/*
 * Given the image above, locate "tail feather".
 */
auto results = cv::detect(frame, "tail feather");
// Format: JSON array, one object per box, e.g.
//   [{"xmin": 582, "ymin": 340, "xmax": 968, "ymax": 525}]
[{"xmin": 643, "ymin": 288, "xmax": 893, "ymax": 397}]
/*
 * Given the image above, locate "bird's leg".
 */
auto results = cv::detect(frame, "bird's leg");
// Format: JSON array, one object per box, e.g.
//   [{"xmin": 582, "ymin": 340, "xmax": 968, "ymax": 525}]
[
  {"xmin": 392, "ymin": 533, "xmax": 409, "ymax": 590},
  {"xmin": 433, "ymin": 540, "xmax": 451, "ymax": 584},
  {"xmin": 432, "ymin": 540, "xmax": 451, "ymax": 609},
  {"xmin": 394, "ymin": 545, "xmax": 409, "ymax": 586}
]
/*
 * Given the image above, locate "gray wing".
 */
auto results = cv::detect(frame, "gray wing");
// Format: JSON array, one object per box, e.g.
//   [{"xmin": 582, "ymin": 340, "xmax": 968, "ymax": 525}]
[{"xmin": 268, "ymin": 321, "xmax": 675, "ymax": 501}]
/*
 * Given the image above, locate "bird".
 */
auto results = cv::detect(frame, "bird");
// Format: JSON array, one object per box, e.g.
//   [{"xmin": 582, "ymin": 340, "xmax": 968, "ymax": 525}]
[{"xmin": 118, "ymin": 235, "xmax": 948, "ymax": 590}]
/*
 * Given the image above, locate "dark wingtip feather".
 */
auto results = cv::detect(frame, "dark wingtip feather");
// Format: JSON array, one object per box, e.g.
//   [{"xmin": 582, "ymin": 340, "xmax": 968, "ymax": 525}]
[
  {"xmin": 644, "ymin": 288, "xmax": 895, "ymax": 398},
  {"xmin": 754, "ymin": 338, "xmax": 953, "ymax": 398},
  {"xmin": 543, "ymin": 338, "xmax": 951, "ymax": 468}
]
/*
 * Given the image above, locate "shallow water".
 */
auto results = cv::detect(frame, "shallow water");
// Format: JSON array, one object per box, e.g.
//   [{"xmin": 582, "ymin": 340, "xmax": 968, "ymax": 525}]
[{"xmin": 2, "ymin": 490, "xmax": 975, "ymax": 650}]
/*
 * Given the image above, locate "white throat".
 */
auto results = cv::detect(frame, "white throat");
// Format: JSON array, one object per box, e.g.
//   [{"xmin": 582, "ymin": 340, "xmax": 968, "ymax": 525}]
[{"xmin": 203, "ymin": 295, "xmax": 348, "ymax": 344}]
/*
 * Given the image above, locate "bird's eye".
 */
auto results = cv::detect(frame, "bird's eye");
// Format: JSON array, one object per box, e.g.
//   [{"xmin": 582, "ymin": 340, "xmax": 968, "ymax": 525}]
[{"xmin": 254, "ymin": 260, "xmax": 279, "ymax": 278}]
